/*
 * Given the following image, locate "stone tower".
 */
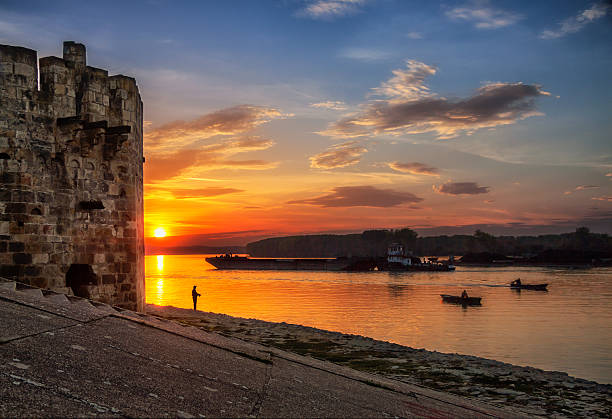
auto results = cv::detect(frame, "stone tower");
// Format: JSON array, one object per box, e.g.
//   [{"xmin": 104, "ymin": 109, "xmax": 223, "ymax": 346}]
[{"xmin": 0, "ymin": 41, "xmax": 145, "ymax": 311}]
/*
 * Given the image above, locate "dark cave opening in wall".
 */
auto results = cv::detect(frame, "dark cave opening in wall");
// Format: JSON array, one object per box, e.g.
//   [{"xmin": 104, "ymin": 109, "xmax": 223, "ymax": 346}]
[{"xmin": 65, "ymin": 263, "xmax": 98, "ymax": 297}]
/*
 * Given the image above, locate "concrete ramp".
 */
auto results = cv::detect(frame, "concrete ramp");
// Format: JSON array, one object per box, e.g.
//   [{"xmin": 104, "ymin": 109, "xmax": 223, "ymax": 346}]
[{"xmin": 0, "ymin": 277, "xmax": 524, "ymax": 417}]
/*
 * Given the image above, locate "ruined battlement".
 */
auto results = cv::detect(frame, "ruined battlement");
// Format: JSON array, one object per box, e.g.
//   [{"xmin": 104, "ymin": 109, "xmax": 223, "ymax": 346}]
[{"xmin": 0, "ymin": 41, "xmax": 144, "ymax": 311}]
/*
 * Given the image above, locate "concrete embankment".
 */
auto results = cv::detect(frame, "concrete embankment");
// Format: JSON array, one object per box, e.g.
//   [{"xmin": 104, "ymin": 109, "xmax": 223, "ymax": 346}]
[
  {"xmin": 147, "ymin": 304, "xmax": 612, "ymax": 418},
  {"xmin": 0, "ymin": 277, "xmax": 523, "ymax": 418}
]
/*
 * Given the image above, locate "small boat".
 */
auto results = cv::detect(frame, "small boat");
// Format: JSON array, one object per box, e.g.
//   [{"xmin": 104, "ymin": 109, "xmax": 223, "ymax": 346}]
[
  {"xmin": 440, "ymin": 294, "xmax": 482, "ymax": 305},
  {"xmin": 510, "ymin": 283, "xmax": 548, "ymax": 291}
]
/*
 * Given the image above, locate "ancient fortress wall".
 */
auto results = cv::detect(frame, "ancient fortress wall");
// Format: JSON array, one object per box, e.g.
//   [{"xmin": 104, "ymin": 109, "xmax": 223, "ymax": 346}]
[{"xmin": 0, "ymin": 41, "xmax": 144, "ymax": 311}]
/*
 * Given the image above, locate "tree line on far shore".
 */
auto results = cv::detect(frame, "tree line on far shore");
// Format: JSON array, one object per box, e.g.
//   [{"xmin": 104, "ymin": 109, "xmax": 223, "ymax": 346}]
[{"xmin": 246, "ymin": 227, "xmax": 612, "ymax": 264}]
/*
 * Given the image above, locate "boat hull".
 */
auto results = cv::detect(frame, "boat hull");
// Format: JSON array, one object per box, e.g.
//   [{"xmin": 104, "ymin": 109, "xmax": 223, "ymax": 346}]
[
  {"xmin": 510, "ymin": 283, "xmax": 548, "ymax": 291},
  {"xmin": 206, "ymin": 256, "xmax": 455, "ymax": 272},
  {"xmin": 386, "ymin": 263, "xmax": 455, "ymax": 272},
  {"xmin": 440, "ymin": 294, "xmax": 482, "ymax": 305},
  {"xmin": 205, "ymin": 256, "xmax": 374, "ymax": 271}
]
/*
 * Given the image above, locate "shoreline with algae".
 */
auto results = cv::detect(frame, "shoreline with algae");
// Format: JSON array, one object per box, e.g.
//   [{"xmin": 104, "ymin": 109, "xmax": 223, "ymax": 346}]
[{"xmin": 146, "ymin": 304, "xmax": 611, "ymax": 418}]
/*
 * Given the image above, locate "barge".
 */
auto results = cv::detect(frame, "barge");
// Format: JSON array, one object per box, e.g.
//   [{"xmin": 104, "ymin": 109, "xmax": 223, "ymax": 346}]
[
  {"xmin": 206, "ymin": 243, "xmax": 455, "ymax": 272},
  {"xmin": 205, "ymin": 254, "xmax": 375, "ymax": 271}
]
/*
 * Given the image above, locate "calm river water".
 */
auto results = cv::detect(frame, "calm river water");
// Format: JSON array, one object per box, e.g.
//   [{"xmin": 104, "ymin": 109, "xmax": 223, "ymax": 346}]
[{"xmin": 145, "ymin": 254, "xmax": 612, "ymax": 384}]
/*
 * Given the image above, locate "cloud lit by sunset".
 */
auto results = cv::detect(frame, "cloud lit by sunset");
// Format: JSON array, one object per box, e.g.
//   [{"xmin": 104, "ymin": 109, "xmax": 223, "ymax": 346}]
[{"xmin": 5, "ymin": 1, "xmax": 608, "ymax": 247}]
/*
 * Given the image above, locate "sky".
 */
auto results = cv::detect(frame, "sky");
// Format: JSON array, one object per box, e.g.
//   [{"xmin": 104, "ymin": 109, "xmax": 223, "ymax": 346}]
[{"xmin": 2, "ymin": 0, "xmax": 611, "ymax": 246}]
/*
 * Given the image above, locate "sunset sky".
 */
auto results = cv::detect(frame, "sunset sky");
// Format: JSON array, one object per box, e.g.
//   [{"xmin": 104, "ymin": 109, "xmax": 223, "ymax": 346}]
[{"xmin": 2, "ymin": 0, "xmax": 611, "ymax": 246}]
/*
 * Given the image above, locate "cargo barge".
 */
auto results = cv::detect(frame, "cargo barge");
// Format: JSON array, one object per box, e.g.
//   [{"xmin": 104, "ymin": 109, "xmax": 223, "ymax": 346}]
[
  {"xmin": 206, "ymin": 243, "xmax": 455, "ymax": 272},
  {"xmin": 205, "ymin": 255, "xmax": 375, "ymax": 271}
]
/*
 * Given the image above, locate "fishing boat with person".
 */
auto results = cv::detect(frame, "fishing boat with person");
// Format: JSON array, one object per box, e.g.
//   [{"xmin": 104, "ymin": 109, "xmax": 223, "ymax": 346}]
[
  {"xmin": 441, "ymin": 290, "xmax": 482, "ymax": 306},
  {"xmin": 510, "ymin": 278, "xmax": 548, "ymax": 291}
]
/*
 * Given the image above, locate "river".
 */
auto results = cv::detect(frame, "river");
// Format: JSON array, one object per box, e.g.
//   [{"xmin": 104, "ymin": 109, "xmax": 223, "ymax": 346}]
[{"xmin": 145, "ymin": 254, "xmax": 612, "ymax": 384}]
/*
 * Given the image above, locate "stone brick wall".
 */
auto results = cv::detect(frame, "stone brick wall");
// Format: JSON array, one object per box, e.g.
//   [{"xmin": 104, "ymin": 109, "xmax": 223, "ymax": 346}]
[{"xmin": 0, "ymin": 41, "xmax": 144, "ymax": 311}]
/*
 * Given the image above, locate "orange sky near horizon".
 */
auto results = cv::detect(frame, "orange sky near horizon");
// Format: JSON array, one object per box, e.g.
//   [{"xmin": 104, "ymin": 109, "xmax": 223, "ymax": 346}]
[{"xmin": 141, "ymin": 100, "xmax": 610, "ymax": 245}]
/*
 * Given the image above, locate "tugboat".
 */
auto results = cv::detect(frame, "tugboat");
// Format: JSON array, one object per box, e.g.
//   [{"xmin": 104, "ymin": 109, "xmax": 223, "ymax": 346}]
[{"xmin": 384, "ymin": 243, "xmax": 455, "ymax": 271}]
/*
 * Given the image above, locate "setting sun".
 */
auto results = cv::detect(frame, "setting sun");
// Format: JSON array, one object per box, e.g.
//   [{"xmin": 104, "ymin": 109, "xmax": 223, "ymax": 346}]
[{"xmin": 153, "ymin": 227, "xmax": 167, "ymax": 238}]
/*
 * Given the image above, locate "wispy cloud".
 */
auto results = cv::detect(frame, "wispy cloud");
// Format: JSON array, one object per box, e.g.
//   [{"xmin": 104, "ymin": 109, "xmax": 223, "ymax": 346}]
[
  {"xmin": 144, "ymin": 105, "xmax": 287, "ymax": 151},
  {"xmin": 434, "ymin": 182, "xmax": 490, "ymax": 195},
  {"xmin": 371, "ymin": 60, "xmax": 437, "ymax": 102},
  {"xmin": 540, "ymin": 2, "xmax": 610, "ymax": 39},
  {"xmin": 564, "ymin": 184, "xmax": 600, "ymax": 195},
  {"xmin": 387, "ymin": 161, "xmax": 439, "ymax": 176},
  {"xmin": 145, "ymin": 136, "xmax": 277, "ymax": 181},
  {"xmin": 310, "ymin": 141, "xmax": 368, "ymax": 169},
  {"xmin": 340, "ymin": 47, "xmax": 392, "ymax": 61},
  {"xmin": 320, "ymin": 60, "xmax": 550, "ymax": 140},
  {"xmin": 169, "ymin": 187, "xmax": 244, "ymax": 199},
  {"xmin": 575, "ymin": 184, "xmax": 600, "ymax": 191},
  {"xmin": 446, "ymin": 1, "xmax": 522, "ymax": 29},
  {"xmin": 288, "ymin": 185, "xmax": 423, "ymax": 207},
  {"xmin": 406, "ymin": 32, "xmax": 423, "ymax": 39},
  {"xmin": 310, "ymin": 100, "xmax": 347, "ymax": 110},
  {"xmin": 298, "ymin": 0, "xmax": 366, "ymax": 20},
  {"xmin": 592, "ymin": 196, "xmax": 612, "ymax": 201}
]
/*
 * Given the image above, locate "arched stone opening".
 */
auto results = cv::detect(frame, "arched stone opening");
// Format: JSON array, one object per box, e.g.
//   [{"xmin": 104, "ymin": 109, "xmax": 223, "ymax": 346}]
[{"xmin": 65, "ymin": 264, "xmax": 98, "ymax": 298}]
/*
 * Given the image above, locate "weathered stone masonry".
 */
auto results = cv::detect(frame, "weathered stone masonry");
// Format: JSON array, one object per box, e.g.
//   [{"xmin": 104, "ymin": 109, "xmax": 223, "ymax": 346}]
[{"xmin": 0, "ymin": 41, "xmax": 144, "ymax": 311}]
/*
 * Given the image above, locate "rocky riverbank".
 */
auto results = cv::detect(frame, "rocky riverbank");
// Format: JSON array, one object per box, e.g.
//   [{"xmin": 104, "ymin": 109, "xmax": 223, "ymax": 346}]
[{"xmin": 146, "ymin": 304, "xmax": 612, "ymax": 418}]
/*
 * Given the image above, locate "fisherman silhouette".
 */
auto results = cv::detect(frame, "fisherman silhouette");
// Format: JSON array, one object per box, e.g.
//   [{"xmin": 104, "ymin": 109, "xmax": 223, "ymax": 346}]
[{"xmin": 192, "ymin": 285, "xmax": 201, "ymax": 311}]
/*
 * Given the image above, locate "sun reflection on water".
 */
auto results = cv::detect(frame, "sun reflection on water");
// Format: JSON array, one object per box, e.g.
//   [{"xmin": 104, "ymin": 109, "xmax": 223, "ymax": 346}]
[{"xmin": 157, "ymin": 255, "xmax": 164, "ymax": 271}]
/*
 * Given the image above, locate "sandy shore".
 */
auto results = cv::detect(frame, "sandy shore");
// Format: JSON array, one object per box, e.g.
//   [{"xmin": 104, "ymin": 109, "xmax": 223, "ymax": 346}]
[{"xmin": 146, "ymin": 304, "xmax": 611, "ymax": 418}]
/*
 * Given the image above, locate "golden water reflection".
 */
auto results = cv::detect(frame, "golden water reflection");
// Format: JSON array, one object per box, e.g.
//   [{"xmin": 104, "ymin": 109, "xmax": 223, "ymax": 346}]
[{"xmin": 145, "ymin": 254, "xmax": 612, "ymax": 384}]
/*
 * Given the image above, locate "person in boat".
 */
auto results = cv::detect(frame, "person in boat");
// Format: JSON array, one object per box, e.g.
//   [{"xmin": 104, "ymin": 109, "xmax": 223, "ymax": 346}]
[
  {"xmin": 511, "ymin": 278, "xmax": 522, "ymax": 287},
  {"xmin": 192, "ymin": 285, "xmax": 201, "ymax": 311},
  {"xmin": 461, "ymin": 289, "xmax": 469, "ymax": 299}
]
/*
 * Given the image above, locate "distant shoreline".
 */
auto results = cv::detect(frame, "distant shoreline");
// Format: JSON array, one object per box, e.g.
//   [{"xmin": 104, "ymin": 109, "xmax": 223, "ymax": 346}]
[{"xmin": 147, "ymin": 304, "xmax": 611, "ymax": 417}]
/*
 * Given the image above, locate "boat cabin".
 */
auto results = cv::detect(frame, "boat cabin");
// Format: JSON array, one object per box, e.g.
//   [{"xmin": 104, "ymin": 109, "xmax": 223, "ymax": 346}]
[{"xmin": 387, "ymin": 243, "xmax": 415, "ymax": 266}]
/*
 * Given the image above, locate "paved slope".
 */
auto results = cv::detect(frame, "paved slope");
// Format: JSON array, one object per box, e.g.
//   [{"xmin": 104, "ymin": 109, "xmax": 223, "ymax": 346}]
[{"xmin": 0, "ymin": 278, "xmax": 523, "ymax": 418}]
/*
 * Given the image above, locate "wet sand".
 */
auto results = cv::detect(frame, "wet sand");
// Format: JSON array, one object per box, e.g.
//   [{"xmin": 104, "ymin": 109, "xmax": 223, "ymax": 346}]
[{"xmin": 147, "ymin": 304, "xmax": 612, "ymax": 417}]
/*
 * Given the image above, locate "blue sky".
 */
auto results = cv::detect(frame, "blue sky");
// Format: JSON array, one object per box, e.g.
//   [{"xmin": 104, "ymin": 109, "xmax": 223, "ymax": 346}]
[{"xmin": 2, "ymin": 0, "xmax": 611, "ymax": 242}]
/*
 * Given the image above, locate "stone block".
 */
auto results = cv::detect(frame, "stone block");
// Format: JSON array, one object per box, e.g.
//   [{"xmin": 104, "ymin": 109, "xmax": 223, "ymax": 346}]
[
  {"xmin": 0, "ymin": 264, "xmax": 23, "ymax": 277},
  {"xmin": 24, "ymin": 223, "xmax": 39, "ymax": 234},
  {"xmin": 102, "ymin": 274, "xmax": 115, "ymax": 284},
  {"xmin": 13, "ymin": 252, "xmax": 32, "ymax": 264},
  {"xmin": 29, "ymin": 276, "xmax": 47, "ymax": 288},
  {"xmin": 5, "ymin": 202, "xmax": 26, "ymax": 213},
  {"xmin": 108, "ymin": 183, "xmax": 119, "ymax": 195},
  {"xmin": 24, "ymin": 265, "xmax": 42, "ymax": 276},
  {"xmin": 8, "ymin": 241, "xmax": 25, "ymax": 252},
  {"xmin": 12, "ymin": 190, "xmax": 34, "ymax": 202},
  {"xmin": 0, "ymin": 62, "xmax": 13, "ymax": 73},
  {"xmin": 36, "ymin": 192, "xmax": 52, "ymax": 203},
  {"xmin": 31, "ymin": 253, "xmax": 49, "ymax": 264},
  {"xmin": 13, "ymin": 62, "xmax": 34, "ymax": 77}
]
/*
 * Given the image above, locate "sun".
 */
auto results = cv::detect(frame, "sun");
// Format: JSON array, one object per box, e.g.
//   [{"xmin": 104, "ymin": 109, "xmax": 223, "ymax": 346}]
[{"xmin": 153, "ymin": 227, "xmax": 167, "ymax": 238}]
